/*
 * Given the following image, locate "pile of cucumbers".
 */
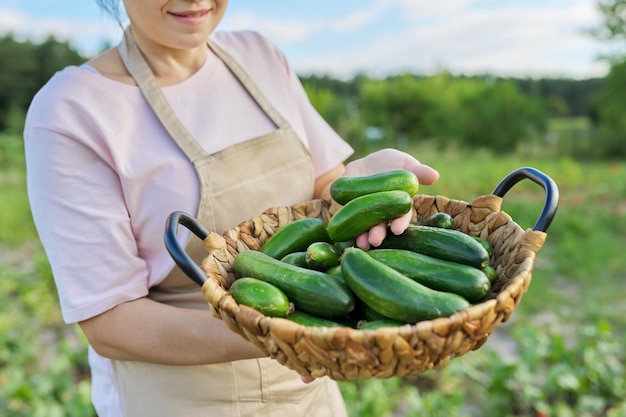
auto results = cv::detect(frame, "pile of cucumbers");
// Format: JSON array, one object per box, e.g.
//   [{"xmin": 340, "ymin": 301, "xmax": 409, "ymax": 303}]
[{"xmin": 230, "ymin": 170, "xmax": 497, "ymax": 329}]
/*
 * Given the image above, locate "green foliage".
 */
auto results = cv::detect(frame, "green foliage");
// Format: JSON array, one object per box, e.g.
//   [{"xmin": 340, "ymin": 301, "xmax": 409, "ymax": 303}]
[
  {"xmin": 340, "ymin": 321, "xmax": 626, "ymax": 417},
  {"xmin": 590, "ymin": 58, "xmax": 626, "ymax": 159},
  {"xmin": 310, "ymin": 72, "xmax": 547, "ymax": 155},
  {"xmin": 450, "ymin": 321, "xmax": 626, "ymax": 417},
  {"xmin": 0, "ymin": 34, "xmax": 86, "ymax": 132},
  {"xmin": 592, "ymin": 0, "xmax": 626, "ymax": 43},
  {"xmin": 514, "ymin": 78, "xmax": 603, "ymax": 118},
  {"xmin": 1, "ymin": 134, "xmax": 25, "ymax": 172},
  {"xmin": 302, "ymin": 82, "xmax": 351, "ymax": 129},
  {"xmin": 339, "ymin": 376, "xmax": 470, "ymax": 417},
  {"xmin": 0, "ymin": 252, "xmax": 95, "ymax": 416},
  {"xmin": 0, "ymin": 134, "xmax": 33, "ymax": 246}
]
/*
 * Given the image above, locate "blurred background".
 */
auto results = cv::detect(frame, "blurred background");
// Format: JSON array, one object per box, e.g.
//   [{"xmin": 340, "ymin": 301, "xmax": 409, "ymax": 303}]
[{"xmin": 1, "ymin": 1, "xmax": 625, "ymax": 416}]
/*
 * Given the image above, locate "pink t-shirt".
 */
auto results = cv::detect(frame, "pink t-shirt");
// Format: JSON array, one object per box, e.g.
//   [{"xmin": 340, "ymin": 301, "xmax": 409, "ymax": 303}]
[{"xmin": 25, "ymin": 30, "xmax": 353, "ymax": 325}]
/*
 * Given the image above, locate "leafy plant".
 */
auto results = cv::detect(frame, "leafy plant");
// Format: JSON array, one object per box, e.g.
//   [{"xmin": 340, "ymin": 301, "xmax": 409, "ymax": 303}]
[
  {"xmin": 0, "ymin": 252, "xmax": 95, "ymax": 417},
  {"xmin": 446, "ymin": 321, "xmax": 626, "ymax": 417}
]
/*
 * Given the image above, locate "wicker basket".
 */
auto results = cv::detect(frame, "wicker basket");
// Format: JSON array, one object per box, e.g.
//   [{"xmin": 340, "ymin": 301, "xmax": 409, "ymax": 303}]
[{"xmin": 166, "ymin": 167, "xmax": 558, "ymax": 381}]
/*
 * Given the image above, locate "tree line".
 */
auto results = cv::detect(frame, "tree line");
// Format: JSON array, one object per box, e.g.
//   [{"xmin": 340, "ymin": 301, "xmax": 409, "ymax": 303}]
[
  {"xmin": 0, "ymin": 34, "xmax": 85, "ymax": 135},
  {"xmin": 300, "ymin": 73, "xmax": 608, "ymax": 157},
  {"xmin": 2, "ymin": 0, "xmax": 625, "ymax": 160}
]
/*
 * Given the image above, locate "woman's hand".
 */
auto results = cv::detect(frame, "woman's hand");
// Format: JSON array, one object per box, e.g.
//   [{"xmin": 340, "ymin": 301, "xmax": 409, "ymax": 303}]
[{"xmin": 343, "ymin": 148, "xmax": 439, "ymax": 249}]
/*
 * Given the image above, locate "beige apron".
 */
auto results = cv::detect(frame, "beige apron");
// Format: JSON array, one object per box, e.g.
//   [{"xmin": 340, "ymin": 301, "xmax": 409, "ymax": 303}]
[{"xmin": 110, "ymin": 29, "xmax": 348, "ymax": 417}]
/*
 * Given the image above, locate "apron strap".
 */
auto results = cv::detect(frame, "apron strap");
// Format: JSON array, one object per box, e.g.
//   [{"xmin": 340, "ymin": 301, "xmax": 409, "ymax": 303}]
[
  {"xmin": 207, "ymin": 39, "xmax": 289, "ymax": 130},
  {"xmin": 118, "ymin": 27, "xmax": 210, "ymax": 167}
]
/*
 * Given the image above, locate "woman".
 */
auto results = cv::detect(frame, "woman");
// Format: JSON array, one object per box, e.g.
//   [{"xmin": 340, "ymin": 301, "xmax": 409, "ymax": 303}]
[{"xmin": 24, "ymin": 1, "xmax": 439, "ymax": 416}]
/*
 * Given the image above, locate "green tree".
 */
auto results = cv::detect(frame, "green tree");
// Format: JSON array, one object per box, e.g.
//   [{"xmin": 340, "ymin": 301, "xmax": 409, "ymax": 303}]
[
  {"xmin": 457, "ymin": 80, "xmax": 546, "ymax": 153},
  {"xmin": 357, "ymin": 73, "xmax": 444, "ymax": 147},
  {"xmin": 586, "ymin": 0, "xmax": 626, "ymax": 158},
  {"xmin": 592, "ymin": 0, "xmax": 626, "ymax": 43},
  {"xmin": 355, "ymin": 73, "xmax": 545, "ymax": 153},
  {"xmin": 590, "ymin": 58, "xmax": 626, "ymax": 158},
  {"xmin": 0, "ymin": 34, "xmax": 86, "ymax": 132}
]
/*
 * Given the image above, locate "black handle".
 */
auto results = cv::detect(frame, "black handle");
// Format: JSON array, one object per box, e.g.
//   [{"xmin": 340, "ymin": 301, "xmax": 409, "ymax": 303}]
[
  {"xmin": 164, "ymin": 211, "xmax": 211, "ymax": 286},
  {"xmin": 491, "ymin": 167, "xmax": 559, "ymax": 232}
]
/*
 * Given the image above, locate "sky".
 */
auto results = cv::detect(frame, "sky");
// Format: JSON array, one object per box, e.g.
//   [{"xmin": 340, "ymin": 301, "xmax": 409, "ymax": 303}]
[{"xmin": 0, "ymin": 0, "xmax": 617, "ymax": 79}]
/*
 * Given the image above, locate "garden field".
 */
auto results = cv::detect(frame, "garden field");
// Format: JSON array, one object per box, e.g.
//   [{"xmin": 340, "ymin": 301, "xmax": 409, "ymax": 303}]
[{"xmin": 1, "ymin": 133, "xmax": 625, "ymax": 416}]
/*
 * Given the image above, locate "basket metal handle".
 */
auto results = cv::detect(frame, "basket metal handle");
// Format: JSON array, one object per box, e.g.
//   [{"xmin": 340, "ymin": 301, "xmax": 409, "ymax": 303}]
[
  {"xmin": 164, "ymin": 211, "xmax": 211, "ymax": 286},
  {"xmin": 491, "ymin": 167, "xmax": 559, "ymax": 232}
]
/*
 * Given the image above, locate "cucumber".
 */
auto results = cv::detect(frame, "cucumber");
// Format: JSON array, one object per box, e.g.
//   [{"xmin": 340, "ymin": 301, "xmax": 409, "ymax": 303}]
[
  {"xmin": 334, "ymin": 240, "xmax": 355, "ymax": 255},
  {"xmin": 341, "ymin": 248, "xmax": 470, "ymax": 323},
  {"xmin": 352, "ymin": 298, "xmax": 390, "ymax": 322},
  {"xmin": 325, "ymin": 265, "xmax": 345, "ymax": 283},
  {"xmin": 305, "ymin": 241, "xmax": 340, "ymax": 271},
  {"xmin": 280, "ymin": 251, "xmax": 308, "ymax": 268},
  {"xmin": 229, "ymin": 277, "xmax": 293, "ymax": 318},
  {"xmin": 473, "ymin": 236, "xmax": 494, "ymax": 257},
  {"xmin": 287, "ymin": 311, "xmax": 346, "ymax": 328},
  {"xmin": 326, "ymin": 190, "xmax": 413, "ymax": 242},
  {"xmin": 416, "ymin": 212, "xmax": 454, "ymax": 229},
  {"xmin": 359, "ymin": 319, "xmax": 405, "ymax": 330},
  {"xmin": 368, "ymin": 249, "xmax": 491, "ymax": 302},
  {"xmin": 330, "ymin": 169, "xmax": 419, "ymax": 205},
  {"xmin": 379, "ymin": 225, "xmax": 490, "ymax": 268},
  {"xmin": 482, "ymin": 265, "xmax": 498, "ymax": 285},
  {"xmin": 233, "ymin": 250, "xmax": 355, "ymax": 318},
  {"xmin": 261, "ymin": 218, "xmax": 331, "ymax": 260}
]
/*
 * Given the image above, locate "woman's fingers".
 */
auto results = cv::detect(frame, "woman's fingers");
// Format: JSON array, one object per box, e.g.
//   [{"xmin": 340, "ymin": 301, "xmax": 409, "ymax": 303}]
[
  {"xmin": 354, "ymin": 209, "xmax": 413, "ymax": 250},
  {"xmin": 389, "ymin": 210, "xmax": 413, "ymax": 235},
  {"xmin": 301, "ymin": 376, "xmax": 315, "ymax": 384}
]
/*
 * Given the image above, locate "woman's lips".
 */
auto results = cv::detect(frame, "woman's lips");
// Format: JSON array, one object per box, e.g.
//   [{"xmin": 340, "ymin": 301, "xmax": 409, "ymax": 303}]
[{"xmin": 168, "ymin": 9, "xmax": 211, "ymax": 25}]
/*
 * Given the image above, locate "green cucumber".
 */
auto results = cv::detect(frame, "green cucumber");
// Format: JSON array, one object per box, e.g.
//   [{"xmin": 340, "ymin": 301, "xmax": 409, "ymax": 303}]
[
  {"xmin": 325, "ymin": 265, "xmax": 345, "ymax": 283},
  {"xmin": 305, "ymin": 241, "xmax": 340, "ymax": 271},
  {"xmin": 359, "ymin": 319, "xmax": 405, "ymax": 330},
  {"xmin": 482, "ymin": 265, "xmax": 498, "ymax": 285},
  {"xmin": 341, "ymin": 248, "xmax": 470, "ymax": 323},
  {"xmin": 330, "ymin": 169, "xmax": 419, "ymax": 205},
  {"xmin": 326, "ymin": 190, "xmax": 413, "ymax": 242},
  {"xmin": 233, "ymin": 250, "xmax": 355, "ymax": 318},
  {"xmin": 261, "ymin": 218, "xmax": 331, "ymax": 260},
  {"xmin": 334, "ymin": 240, "xmax": 355, "ymax": 255},
  {"xmin": 379, "ymin": 225, "xmax": 490, "ymax": 268},
  {"xmin": 229, "ymin": 277, "xmax": 292, "ymax": 318},
  {"xmin": 280, "ymin": 251, "xmax": 308, "ymax": 268},
  {"xmin": 287, "ymin": 311, "xmax": 346, "ymax": 328},
  {"xmin": 473, "ymin": 236, "xmax": 494, "ymax": 257},
  {"xmin": 416, "ymin": 212, "xmax": 454, "ymax": 229},
  {"xmin": 368, "ymin": 249, "xmax": 491, "ymax": 302},
  {"xmin": 352, "ymin": 298, "xmax": 390, "ymax": 322}
]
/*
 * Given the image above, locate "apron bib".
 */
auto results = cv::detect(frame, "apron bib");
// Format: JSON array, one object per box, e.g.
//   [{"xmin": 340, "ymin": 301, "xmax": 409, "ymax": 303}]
[{"xmin": 110, "ymin": 28, "xmax": 347, "ymax": 417}]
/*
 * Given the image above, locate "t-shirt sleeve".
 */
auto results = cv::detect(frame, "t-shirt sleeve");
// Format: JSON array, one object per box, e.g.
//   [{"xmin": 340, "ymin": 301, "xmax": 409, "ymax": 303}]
[{"xmin": 24, "ymin": 122, "xmax": 150, "ymax": 324}]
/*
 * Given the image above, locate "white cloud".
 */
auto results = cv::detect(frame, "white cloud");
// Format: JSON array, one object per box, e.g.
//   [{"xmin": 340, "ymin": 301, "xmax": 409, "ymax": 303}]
[
  {"xmin": 221, "ymin": 3, "xmax": 389, "ymax": 44},
  {"xmin": 1, "ymin": 1, "xmax": 611, "ymax": 78},
  {"xmin": 0, "ymin": 8, "xmax": 121, "ymax": 55},
  {"xmin": 328, "ymin": 2, "xmax": 389, "ymax": 33},
  {"xmin": 385, "ymin": 0, "xmax": 473, "ymax": 19},
  {"xmin": 220, "ymin": 11, "xmax": 318, "ymax": 44},
  {"xmin": 284, "ymin": 0, "xmax": 610, "ymax": 78}
]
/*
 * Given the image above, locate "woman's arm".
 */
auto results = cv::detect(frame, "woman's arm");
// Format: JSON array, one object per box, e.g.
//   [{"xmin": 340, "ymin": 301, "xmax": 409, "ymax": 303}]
[
  {"xmin": 313, "ymin": 163, "xmax": 345, "ymax": 200},
  {"xmin": 79, "ymin": 297, "xmax": 264, "ymax": 365}
]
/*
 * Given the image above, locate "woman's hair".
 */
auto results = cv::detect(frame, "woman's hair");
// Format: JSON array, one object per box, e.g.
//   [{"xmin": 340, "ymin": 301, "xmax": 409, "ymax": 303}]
[{"xmin": 95, "ymin": 0, "xmax": 124, "ymax": 25}]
